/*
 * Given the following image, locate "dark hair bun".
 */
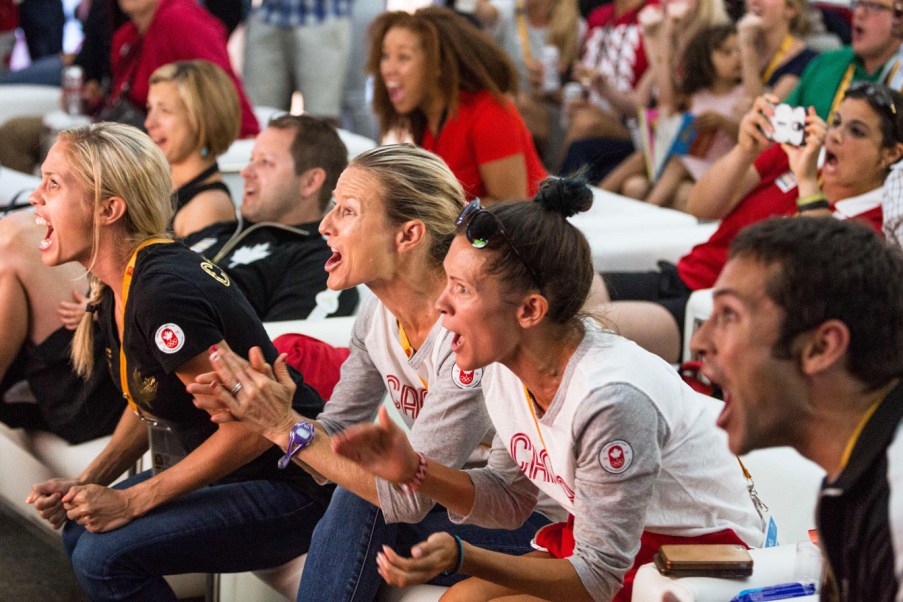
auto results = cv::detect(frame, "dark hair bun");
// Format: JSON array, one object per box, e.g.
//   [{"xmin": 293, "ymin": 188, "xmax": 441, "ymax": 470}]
[{"xmin": 534, "ymin": 177, "xmax": 593, "ymax": 218}]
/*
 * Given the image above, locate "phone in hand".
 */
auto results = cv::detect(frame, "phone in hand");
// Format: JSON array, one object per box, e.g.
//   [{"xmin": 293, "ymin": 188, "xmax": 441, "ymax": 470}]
[{"xmin": 767, "ymin": 104, "xmax": 807, "ymax": 146}]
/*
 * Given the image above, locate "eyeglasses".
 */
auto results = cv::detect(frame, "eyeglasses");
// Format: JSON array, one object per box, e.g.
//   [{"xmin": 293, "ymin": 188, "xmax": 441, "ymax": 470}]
[
  {"xmin": 851, "ymin": 0, "xmax": 894, "ymax": 13},
  {"xmin": 455, "ymin": 199, "xmax": 544, "ymax": 293}
]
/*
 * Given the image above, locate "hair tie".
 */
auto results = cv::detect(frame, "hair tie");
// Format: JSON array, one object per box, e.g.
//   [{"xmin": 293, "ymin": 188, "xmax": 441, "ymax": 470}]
[{"xmin": 85, "ymin": 303, "xmax": 98, "ymax": 314}]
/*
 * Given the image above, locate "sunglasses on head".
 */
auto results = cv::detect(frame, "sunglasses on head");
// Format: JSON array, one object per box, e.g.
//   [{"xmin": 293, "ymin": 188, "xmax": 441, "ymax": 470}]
[
  {"xmin": 848, "ymin": 81, "xmax": 897, "ymax": 116},
  {"xmin": 455, "ymin": 198, "xmax": 544, "ymax": 293}
]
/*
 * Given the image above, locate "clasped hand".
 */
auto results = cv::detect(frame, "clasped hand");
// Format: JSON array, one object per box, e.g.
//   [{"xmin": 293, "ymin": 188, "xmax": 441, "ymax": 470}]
[
  {"xmin": 27, "ymin": 479, "xmax": 134, "ymax": 532},
  {"xmin": 188, "ymin": 343, "xmax": 297, "ymax": 440}
]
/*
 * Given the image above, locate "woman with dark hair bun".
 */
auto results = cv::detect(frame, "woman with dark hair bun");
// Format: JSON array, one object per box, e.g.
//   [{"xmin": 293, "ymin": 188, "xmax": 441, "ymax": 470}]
[{"xmin": 331, "ymin": 177, "xmax": 763, "ymax": 602}]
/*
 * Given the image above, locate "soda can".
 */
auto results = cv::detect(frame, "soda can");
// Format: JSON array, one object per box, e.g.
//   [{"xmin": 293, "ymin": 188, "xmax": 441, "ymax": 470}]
[
  {"xmin": 63, "ymin": 65, "xmax": 84, "ymax": 116},
  {"xmin": 540, "ymin": 45, "xmax": 561, "ymax": 93}
]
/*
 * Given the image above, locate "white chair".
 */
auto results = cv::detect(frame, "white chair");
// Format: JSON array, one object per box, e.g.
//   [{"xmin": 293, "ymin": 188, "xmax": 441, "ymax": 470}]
[
  {"xmin": 682, "ymin": 288, "xmax": 714, "ymax": 362},
  {"xmin": 0, "ymin": 84, "xmax": 60, "ymax": 123},
  {"xmin": 586, "ymin": 222, "xmax": 719, "ymax": 272},
  {"xmin": 0, "ymin": 166, "xmax": 40, "ymax": 208}
]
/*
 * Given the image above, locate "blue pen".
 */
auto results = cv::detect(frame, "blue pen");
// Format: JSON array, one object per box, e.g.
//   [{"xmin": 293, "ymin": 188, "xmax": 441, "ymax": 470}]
[{"xmin": 730, "ymin": 581, "xmax": 816, "ymax": 602}]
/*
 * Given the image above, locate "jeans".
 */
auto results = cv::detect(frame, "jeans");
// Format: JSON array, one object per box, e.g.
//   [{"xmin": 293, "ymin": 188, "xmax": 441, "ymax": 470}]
[
  {"xmin": 296, "ymin": 485, "xmax": 550, "ymax": 602},
  {"xmin": 62, "ymin": 471, "xmax": 327, "ymax": 602},
  {"xmin": 0, "ymin": 54, "xmax": 64, "ymax": 86}
]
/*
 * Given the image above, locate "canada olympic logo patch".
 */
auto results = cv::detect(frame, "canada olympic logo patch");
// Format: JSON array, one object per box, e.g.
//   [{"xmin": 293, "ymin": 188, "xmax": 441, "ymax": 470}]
[
  {"xmin": 154, "ymin": 323, "xmax": 185, "ymax": 354},
  {"xmin": 451, "ymin": 364, "xmax": 482, "ymax": 389},
  {"xmin": 599, "ymin": 440, "xmax": 633, "ymax": 474}
]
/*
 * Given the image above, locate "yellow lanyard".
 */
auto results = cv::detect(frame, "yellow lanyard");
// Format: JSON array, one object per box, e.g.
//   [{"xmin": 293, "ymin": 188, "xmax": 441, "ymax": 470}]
[
  {"xmin": 827, "ymin": 64, "xmax": 856, "ymax": 124},
  {"xmin": 523, "ymin": 385, "xmax": 551, "ymax": 452},
  {"xmin": 886, "ymin": 62, "xmax": 902, "ymax": 91},
  {"xmin": 397, "ymin": 322, "xmax": 428, "ymax": 390},
  {"xmin": 515, "ymin": 0, "xmax": 533, "ymax": 66},
  {"xmin": 761, "ymin": 34, "xmax": 793, "ymax": 85},
  {"xmin": 838, "ymin": 394, "xmax": 886, "ymax": 471},
  {"xmin": 118, "ymin": 238, "xmax": 173, "ymax": 414}
]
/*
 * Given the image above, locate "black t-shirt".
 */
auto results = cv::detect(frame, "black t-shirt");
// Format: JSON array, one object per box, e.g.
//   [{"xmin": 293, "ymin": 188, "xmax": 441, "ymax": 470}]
[
  {"xmin": 98, "ymin": 242, "xmax": 326, "ymax": 490},
  {"xmin": 184, "ymin": 220, "xmax": 358, "ymax": 322}
]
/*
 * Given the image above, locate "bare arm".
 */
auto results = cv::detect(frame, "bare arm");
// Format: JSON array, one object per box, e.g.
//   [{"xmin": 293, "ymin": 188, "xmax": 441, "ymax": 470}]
[
  {"xmin": 171, "ymin": 188, "xmax": 236, "ymax": 239},
  {"xmin": 686, "ymin": 94, "xmax": 778, "ymax": 219},
  {"xmin": 738, "ymin": 14, "xmax": 765, "ymax": 102},
  {"xmin": 377, "ymin": 535, "xmax": 593, "ymax": 602},
  {"xmin": 60, "ymin": 345, "xmax": 273, "ymax": 533},
  {"xmin": 479, "ymin": 153, "xmax": 530, "ymax": 205}
]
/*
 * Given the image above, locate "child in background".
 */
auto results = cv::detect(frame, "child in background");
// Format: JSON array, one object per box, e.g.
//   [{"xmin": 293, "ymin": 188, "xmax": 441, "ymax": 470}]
[{"xmin": 603, "ymin": 24, "xmax": 744, "ymax": 210}]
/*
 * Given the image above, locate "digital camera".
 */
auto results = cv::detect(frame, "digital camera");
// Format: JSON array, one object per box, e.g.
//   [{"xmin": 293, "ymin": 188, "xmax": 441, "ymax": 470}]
[{"xmin": 768, "ymin": 104, "xmax": 806, "ymax": 146}]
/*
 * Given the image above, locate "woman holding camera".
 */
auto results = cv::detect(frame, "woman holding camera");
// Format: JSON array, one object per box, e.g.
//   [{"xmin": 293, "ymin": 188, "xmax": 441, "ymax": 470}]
[{"xmin": 602, "ymin": 84, "xmax": 903, "ymax": 364}]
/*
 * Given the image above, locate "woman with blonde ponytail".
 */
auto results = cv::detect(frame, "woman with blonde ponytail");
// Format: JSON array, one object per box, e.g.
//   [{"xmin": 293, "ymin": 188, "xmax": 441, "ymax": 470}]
[{"xmin": 25, "ymin": 122, "xmax": 329, "ymax": 602}]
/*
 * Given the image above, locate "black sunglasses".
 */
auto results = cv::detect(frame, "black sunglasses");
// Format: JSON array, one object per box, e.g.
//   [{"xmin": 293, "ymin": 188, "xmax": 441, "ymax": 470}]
[
  {"xmin": 455, "ymin": 199, "xmax": 544, "ymax": 293},
  {"xmin": 847, "ymin": 82, "xmax": 897, "ymax": 122}
]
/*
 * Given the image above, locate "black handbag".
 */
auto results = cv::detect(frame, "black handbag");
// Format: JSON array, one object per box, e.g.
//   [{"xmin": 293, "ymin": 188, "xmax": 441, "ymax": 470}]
[
  {"xmin": 93, "ymin": 39, "xmax": 146, "ymax": 130},
  {"xmin": 95, "ymin": 92, "xmax": 146, "ymax": 130}
]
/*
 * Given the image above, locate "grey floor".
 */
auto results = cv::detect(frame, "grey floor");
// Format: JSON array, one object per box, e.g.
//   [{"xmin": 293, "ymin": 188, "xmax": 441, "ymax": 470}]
[{"xmin": 0, "ymin": 501, "xmax": 88, "ymax": 601}]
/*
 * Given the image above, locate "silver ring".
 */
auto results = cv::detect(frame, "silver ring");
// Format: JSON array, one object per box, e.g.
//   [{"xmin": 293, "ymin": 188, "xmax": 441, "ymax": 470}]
[{"xmin": 230, "ymin": 382, "xmax": 242, "ymax": 396}]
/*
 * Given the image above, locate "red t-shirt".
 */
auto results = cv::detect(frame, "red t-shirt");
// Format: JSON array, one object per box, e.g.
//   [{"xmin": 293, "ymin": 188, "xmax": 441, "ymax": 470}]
[
  {"xmin": 677, "ymin": 145, "xmax": 797, "ymax": 290},
  {"xmin": 111, "ymin": 0, "xmax": 259, "ymax": 138},
  {"xmin": 581, "ymin": 2, "xmax": 650, "ymax": 94},
  {"xmin": 421, "ymin": 91, "xmax": 547, "ymax": 200}
]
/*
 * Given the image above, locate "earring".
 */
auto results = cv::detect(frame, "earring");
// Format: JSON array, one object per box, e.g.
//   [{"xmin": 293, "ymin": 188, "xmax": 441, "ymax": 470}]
[{"xmin": 201, "ymin": 147, "xmax": 209, "ymax": 158}]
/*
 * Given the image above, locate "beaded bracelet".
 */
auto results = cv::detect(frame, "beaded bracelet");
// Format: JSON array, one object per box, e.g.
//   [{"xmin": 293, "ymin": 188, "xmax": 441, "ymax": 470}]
[
  {"xmin": 442, "ymin": 535, "xmax": 465, "ymax": 576},
  {"xmin": 399, "ymin": 452, "xmax": 428, "ymax": 494}
]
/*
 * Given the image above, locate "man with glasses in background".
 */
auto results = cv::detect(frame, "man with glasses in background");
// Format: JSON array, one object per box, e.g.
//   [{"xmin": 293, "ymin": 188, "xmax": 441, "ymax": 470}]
[{"xmin": 784, "ymin": 0, "xmax": 901, "ymax": 119}]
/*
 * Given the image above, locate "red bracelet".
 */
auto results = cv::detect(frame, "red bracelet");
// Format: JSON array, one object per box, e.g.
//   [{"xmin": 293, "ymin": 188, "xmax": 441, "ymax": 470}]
[{"xmin": 400, "ymin": 452, "xmax": 428, "ymax": 494}]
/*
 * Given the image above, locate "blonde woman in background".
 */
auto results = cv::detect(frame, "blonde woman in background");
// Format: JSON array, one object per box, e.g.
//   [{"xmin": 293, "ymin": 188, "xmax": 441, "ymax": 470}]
[{"xmin": 737, "ymin": 0, "xmax": 818, "ymax": 103}]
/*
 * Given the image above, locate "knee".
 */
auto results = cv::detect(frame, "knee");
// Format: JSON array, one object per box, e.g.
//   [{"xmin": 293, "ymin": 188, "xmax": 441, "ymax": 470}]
[
  {"xmin": 622, "ymin": 175, "xmax": 650, "ymax": 200},
  {"xmin": 0, "ymin": 213, "xmax": 40, "ymax": 274},
  {"xmin": 440, "ymin": 578, "xmax": 489, "ymax": 602},
  {"xmin": 67, "ymin": 529, "xmax": 114, "ymax": 582}
]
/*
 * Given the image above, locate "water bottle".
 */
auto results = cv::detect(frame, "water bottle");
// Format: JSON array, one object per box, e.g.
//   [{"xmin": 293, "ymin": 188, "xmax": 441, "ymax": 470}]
[{"xmin": 63, "ymin": 65, "xmax": 84, "ymax": 116}]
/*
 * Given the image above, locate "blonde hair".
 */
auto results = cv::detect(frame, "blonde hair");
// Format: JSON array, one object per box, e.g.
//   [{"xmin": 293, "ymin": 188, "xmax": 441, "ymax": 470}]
[
  {"xmin": 350, "ymin": 144, "xmax": 465, "ymax": 267},
  {"xmin": 60, "ymin": 122, "xmax": 173, "ymax": 377},
  {"xmin": 787, "ymin": 0, "xmax": 811, "ymax": 36},
  {"xmin": 547, "ymin": 0, "xmax": 581, "ymax": 70},
  {"xmin": 679, "ymin": 0, "xmax": 730, "ymax": 52},
  {"xmin": 148, "ymin": 60, "xmax": 240, "ymax": 157}
]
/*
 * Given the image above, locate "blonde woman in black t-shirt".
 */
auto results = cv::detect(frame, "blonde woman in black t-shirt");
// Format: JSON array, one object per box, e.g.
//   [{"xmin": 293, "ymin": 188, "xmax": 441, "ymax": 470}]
[{"xmin": 25, "ymin": 122, "xmax": 327, "ymax": 602}]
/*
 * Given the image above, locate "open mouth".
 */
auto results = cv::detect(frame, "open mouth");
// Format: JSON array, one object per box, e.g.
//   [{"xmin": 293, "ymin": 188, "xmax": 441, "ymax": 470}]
[
  {"xmin": 716, "ymin": 389, "xmax": 733, "ymax": 430},
  {"xmin": 823, "ymin": 150, "xmax": 839, "ymax": 174},
  {"xmin": 36, "ymin": 215, "xmax": 53, "ymax": 251},
  {"xmin": 324, "ymin": 247, "xmax": 343, "ymax": 272},
  {"xmin": 386, "ymin": 82, "xmax": 404, "ymax": 105},
  {"xmin": 451, "ymin": 332, "xmax": 464, "ymax": 353}
]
